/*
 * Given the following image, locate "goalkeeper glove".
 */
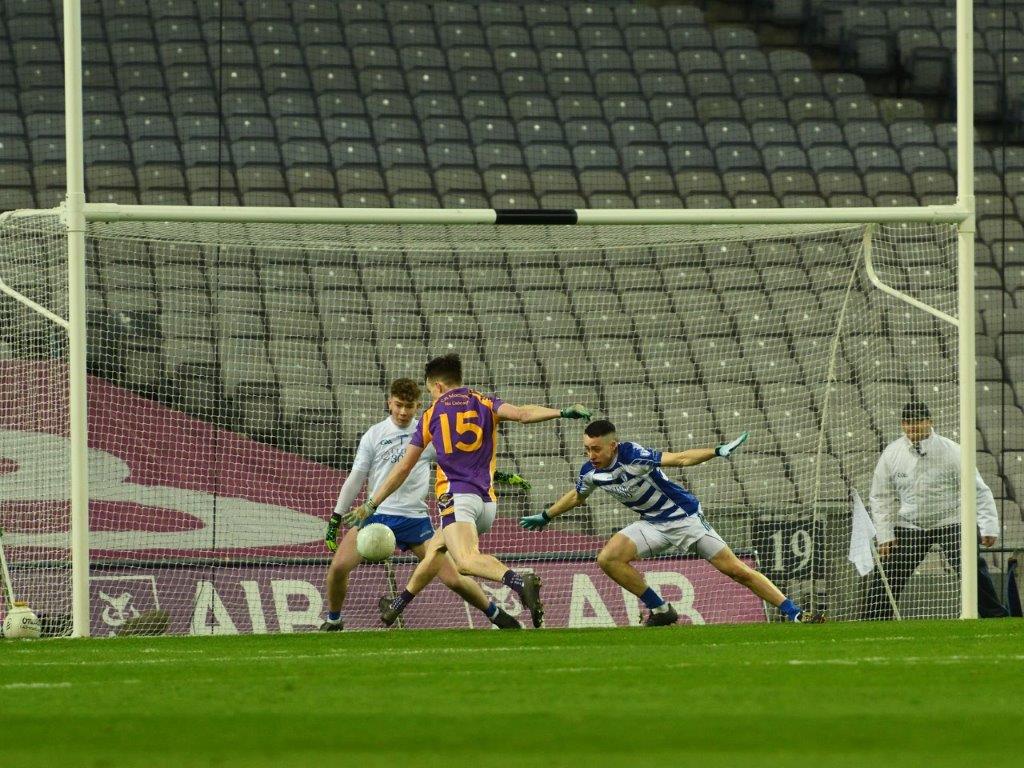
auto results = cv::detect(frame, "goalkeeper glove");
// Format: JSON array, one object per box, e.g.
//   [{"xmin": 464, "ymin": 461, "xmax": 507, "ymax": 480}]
[
  {"xmin": 715, "ymin": 431, "xmax": 750, "ymax": 458},
  {"xmin": 343, "ymin": 498, "xmax": 377, "ymax": 528},
  {"xmin": 560, "ymin": 404, "xmax": 592, "ymax": 420},
  {"xmin": 494, "ymin": 470, "xmax": 532, "ymax": 490},
  {"xmin": 519, "ymin": 511, "xmax": 551, "ymax": 530},
  {"xmin": 325, "ymin": 513, "xmax": 343, "ymax": 553}
]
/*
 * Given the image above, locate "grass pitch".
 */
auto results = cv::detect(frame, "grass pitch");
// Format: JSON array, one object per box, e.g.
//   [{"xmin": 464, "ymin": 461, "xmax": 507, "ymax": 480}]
[{"xmin": 2, "ymin": 620, "xmax": 1021, "ymax": 768}]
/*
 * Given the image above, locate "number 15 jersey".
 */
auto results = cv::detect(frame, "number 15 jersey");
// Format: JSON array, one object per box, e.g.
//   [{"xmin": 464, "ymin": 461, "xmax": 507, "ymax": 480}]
[{"xmin": 410, "ymin": 387, "xmax": 504, "ymax": 501}]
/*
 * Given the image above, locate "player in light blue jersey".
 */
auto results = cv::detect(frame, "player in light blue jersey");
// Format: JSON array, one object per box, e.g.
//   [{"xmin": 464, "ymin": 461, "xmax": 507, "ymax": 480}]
[
  {"xmin": 320, "ymin": 378, "xmax": 520, "ymax": 630},
  {"xmin": 521, "ymin": 419, "xmax": 815, "ymax": 626}
]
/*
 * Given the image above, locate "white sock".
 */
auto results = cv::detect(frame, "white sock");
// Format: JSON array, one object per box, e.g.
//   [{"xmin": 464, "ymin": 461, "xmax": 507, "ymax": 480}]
[{"xmin": 652, "ymin": 603, "xmax": 671, "ymax": 614}]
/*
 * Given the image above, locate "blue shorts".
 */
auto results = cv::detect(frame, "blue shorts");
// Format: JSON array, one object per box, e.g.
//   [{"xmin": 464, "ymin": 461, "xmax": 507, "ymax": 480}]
[{"xmin": 364, "ymin": 513, "xmax": 434, "ymax": 551}]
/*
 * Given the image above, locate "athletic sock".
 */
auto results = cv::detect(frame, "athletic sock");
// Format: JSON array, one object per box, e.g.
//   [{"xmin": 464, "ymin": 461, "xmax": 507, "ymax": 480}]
[
  {"xmin": 640, "ymin": 587, "xmax": 666, "ymax": 610},
  {"xmin": 389, "ymin": 589, "xmax": 416, "ymax": 614},
  {"xmin": 484, "ymin": 602, "xmax": 500, "ymax": 620},
  {"xmin": 778, "ymin": 598, "xmax": 801, "ymax": 621},
  {"xmin": 502, "ymin": 569, "xmax": 525, "ymax": 596},
  {"xmin": 326, "ymin": 611, "xmax": 342, "ymax": 623}
]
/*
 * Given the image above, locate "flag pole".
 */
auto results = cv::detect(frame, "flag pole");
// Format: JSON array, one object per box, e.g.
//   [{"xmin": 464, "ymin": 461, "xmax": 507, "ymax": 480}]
[{"xmin": 871, "ymin": 542, "xmax": 902, "ymax": 621}]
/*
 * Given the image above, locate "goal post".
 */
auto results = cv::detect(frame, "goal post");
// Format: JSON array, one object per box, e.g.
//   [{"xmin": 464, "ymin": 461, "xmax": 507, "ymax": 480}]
[
  {"xmin": 0, "ymin": 0, "xmax": 983, "ymax": 635},
  {"xmin": 81, "ymin": 203, "xmax": 968, "ymax": 227},
  {"xmin": 954, "ymin": 0, "xmax": 978, "ymax": 622},
  {"xmin": 62, "ymin": 0, "xmax": 90, "ymax": 639},
  {"xmin": 1, "ymin": 210, "xmax": 972, "ymax": 634}
]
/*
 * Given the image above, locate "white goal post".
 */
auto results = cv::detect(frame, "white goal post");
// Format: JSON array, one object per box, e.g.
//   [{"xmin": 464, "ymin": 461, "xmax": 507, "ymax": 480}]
[
  {"xmin": 2, "ymin": 212, "xmax": 969, "ymax": 634},
  {"xmin": 0, "ymin": 0, "xmax": 980, "ymax": 635}
]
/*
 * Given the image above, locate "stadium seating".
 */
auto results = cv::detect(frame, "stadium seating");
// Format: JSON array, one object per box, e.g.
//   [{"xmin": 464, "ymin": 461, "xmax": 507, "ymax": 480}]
[
  {"xmin": 0, "ymin": 0, "xmax": 1021, "ymax": 543},
  {"xmin": 762, "ymin": 0, "xmax": 1024, "ymax": 126}
]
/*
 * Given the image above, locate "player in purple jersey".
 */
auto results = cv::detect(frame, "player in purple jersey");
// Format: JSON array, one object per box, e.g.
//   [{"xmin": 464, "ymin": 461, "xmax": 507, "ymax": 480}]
[
  {"xmin": 320, "ymin": 378, "xmax": 523, "ymax": 631},
  {"xmin": 344, "ymin": 353, "xmax": 591, "ymax": 627}
]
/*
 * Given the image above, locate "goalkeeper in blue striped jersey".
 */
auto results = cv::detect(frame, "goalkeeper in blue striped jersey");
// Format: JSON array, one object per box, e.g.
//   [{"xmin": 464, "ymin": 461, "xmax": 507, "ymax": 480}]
[{"xmin": 521, "ymin": 420, "xmax": 817, "ymax": 626}]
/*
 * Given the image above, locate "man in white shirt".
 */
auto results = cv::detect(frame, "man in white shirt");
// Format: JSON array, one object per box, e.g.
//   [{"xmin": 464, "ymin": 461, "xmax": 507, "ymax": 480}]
[
  {"xmin": 320, "ymin": 378, "xmax": 520, "ymax": 630},
  {"xmin": 864, "ymin": 402, "xmax": 1008, "ymax": 619}
]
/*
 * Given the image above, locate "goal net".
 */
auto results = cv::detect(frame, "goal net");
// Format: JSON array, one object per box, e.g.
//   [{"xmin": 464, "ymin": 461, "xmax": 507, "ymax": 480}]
[
  {"xmin": 0, "ymin": 213, "xmax": 72, "ymax": 637},
  {"xmin": 0, "ymin": 212, "xmax": 961, "ymax": 635}
]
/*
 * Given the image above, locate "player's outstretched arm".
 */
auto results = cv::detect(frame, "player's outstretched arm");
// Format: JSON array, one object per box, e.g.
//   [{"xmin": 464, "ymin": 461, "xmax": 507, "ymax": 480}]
[
  {"xmin": 345, "ymin": 444, "xmax": 425, "ymax": 527},
  {"xmin": 520, "ymin": 488, "xmax": 583, "ymax": 530},
  {"xmin": 496, "ymin": 402, "xmax": 592, "ymax": 424},
  {"xmin": 660, "ymin": 431, "xmax": 750, "ymax": 467},
  {"xmin": 659, "ymin": 447, "xmax": 715, "ymax": 468}
]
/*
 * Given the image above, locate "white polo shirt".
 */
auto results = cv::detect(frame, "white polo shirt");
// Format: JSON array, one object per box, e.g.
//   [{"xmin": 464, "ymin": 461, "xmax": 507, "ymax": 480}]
[{"xmin": 869, "ymin": 430, "xmax": 999, "ymax": 542}]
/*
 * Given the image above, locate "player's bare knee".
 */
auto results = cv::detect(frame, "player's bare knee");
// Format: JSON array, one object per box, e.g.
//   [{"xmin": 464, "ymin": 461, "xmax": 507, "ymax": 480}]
[
  {"xmin": 446, "ymin": 550, "xmax": 469, "ymax": 573},
  {"xmin": 596, "ymin": 548, "xmax": 620, "ymax": 573},
  {"xmin": 437, "ymin": 570, "xmax": 460, "ymax": 588},
  {"xmin": 436, "ymin": 563, "xmax": 462, "ymax": 588}
]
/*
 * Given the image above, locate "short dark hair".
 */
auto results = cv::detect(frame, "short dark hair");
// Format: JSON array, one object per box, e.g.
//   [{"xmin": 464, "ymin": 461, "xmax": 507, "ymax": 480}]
[
  {"xmin": 389, "ymin": 378, "xmax": 420, "ymax": 403},
  {"xmin": 901, "ymin": 402, "xmax": 931, "ymax": 421},
  {"xmin": 424, "ymin": 353, "xmax": 463, "ymax": 386},
  {"xmin": 584, "ymin": 419, "xmax": 616, "ymax": 438}
]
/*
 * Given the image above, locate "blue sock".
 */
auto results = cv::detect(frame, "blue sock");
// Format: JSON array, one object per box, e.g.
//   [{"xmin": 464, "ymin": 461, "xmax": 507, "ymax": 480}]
[
  {"xmin": 779, "ymin": 599, "xmax": 801, "ymax": 621},
  {"xmin": 390, "ymin": 589, "xmax": 415, "ymax": 613},
  {"xmin": 484, "ymin": 602, "xmax": 499, "ymax": 620},
  {"xmin": 502, "ymin": 569, "xmax": 525, "ymax": 596},
  {"xmin": 639, "ymin": 587, "xmax": 665, "ymax": 610},
  {"xmin": 327, "ymin": 611, "xmax": 342, "ymax": 622}
]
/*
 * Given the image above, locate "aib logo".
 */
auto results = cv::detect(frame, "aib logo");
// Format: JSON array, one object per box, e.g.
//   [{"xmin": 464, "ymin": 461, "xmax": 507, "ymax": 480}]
[
  {"xmin": 90, "ymin": 576, "xmax": 160, "ymax": 636},
  {"xmin": 99, "ymin": 590, "xmax": 140, "ymax": 627}
]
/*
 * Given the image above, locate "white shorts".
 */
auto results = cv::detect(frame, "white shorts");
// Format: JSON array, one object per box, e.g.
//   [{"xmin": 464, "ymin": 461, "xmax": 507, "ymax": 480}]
[
  {"xmin": 440, "ymin": 493, "xmax": 496, "ymax": 535},
  {"xmin": 619, "ymin": 508, "xmax": 728, "ymax": 560}
]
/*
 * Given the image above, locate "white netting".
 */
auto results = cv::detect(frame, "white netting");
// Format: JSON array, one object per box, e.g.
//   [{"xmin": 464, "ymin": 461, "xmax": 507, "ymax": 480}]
[
  {"xmin": 0, "ymin": 213, "xmax": 961, "ymax": 634},
  {"xmin": 0, "ymin": 213, "xmax": 72, "ymax": 637}
]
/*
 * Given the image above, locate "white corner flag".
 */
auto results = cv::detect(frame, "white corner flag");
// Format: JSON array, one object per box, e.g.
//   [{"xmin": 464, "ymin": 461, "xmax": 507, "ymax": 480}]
[{"xmin": 848, "ymin": 490, "xmax": 876, "ymax": 577}]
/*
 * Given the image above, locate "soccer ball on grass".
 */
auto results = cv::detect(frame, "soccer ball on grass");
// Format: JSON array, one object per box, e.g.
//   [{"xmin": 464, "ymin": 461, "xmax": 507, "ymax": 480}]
[
  {"xmin": 3, "ymin": 602, "xmax": 42, "ymax": 639},
  {"xmin": 357, "ymin": 523, "xmax": 397, "ymax": 562}
]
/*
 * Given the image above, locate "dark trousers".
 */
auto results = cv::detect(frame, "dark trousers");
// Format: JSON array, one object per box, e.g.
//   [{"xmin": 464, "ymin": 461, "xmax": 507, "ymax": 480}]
[{"xmin": 862, "ymin": 524, "xmax": 1009, "ymax": 620}]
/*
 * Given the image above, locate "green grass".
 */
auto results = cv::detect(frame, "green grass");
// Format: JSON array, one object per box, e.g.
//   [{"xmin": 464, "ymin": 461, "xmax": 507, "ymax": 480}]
[{"xmin": 2, "ymin": 620, "xmax": 1022, "ymax": 768}]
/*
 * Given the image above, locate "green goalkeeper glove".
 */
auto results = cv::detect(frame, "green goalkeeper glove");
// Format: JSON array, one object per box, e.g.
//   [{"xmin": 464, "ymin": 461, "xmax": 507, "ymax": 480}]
[
  {"xmin": 343, "ymin": 498, "xmax": 376, "ymax": 528},
  {"xmin": 325, "ymin": 513, "xmax": 343, "ymax": 553},
  {"xmin": 494, "ymin": 470, "xmax": 531, "ymax": 490},
  {"xmin": 715, "ymin": 431, "xmax": 749, "ymax": 458},
  {"xmin": 519, "ymin": 511, "xmax": 551, "ymax": 530},
  {"xmin": 560, "ymin": 404, "xmax": 592, "ymax": 420}
]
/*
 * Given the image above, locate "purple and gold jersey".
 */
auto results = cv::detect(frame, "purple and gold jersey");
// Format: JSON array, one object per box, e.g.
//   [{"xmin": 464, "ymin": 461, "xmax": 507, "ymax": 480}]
[{"xmin": 410, "ymin": 387, "xmax": 504, "ymax": 500}]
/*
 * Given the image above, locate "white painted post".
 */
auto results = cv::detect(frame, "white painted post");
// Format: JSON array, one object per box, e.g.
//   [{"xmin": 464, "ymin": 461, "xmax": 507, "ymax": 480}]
[{"xmin": 63, "ymin": 0, "xmax": 91, "ymax": 637}]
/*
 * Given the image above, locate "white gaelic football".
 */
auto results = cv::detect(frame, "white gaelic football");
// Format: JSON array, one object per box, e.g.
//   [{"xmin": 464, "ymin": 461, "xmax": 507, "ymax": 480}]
[
  {"xmin": 3, "ymin": 604, "xmax": 41, "ymax": 639},
  {"xmin": 356, "ymin": 523, "xmax": 397, "ymax": 562}
]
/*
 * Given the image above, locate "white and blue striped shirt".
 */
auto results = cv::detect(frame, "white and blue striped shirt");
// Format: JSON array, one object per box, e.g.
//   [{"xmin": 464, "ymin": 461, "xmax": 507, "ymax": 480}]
[{"xmin": 576, "ymin": 442, "xmax": 700, "ymax": 522}]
